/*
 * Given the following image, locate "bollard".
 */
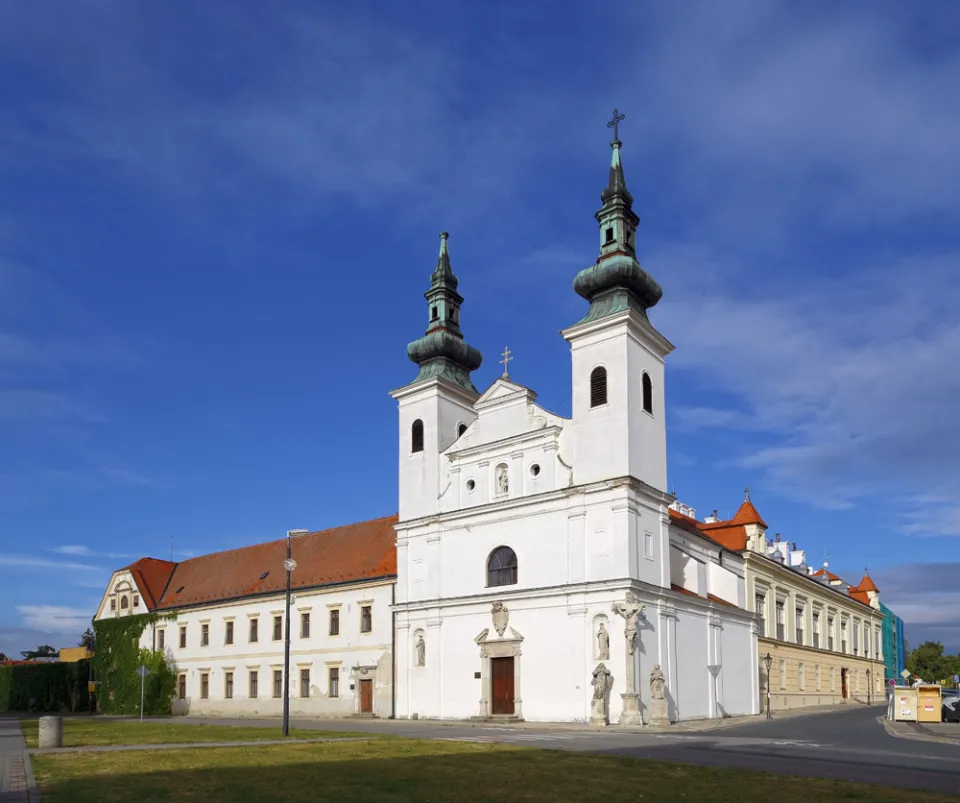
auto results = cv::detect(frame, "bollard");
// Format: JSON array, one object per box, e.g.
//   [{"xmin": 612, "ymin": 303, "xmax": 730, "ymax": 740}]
[{"xmin": 38, "ymin": 715, "xmax": 63, "ymax": 749}]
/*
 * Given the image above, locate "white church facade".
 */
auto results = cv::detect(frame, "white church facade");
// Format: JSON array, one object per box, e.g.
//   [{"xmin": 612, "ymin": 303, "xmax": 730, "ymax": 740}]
[{"xmin": 95, "ymin": 116, "xmax": 760, "ymax": 724}]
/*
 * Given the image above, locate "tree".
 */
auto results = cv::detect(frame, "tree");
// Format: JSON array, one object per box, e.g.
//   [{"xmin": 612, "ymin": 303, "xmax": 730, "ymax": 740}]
[
  {"xmin": 20, "ymin": 645, "xmax": 58, "ymax": 660},
  {"xmin": 906, "ymin": 641, "xmax": 960, "ymax": 682},
  {"xmin": 0, "ymin": 652, "xmax": 8, "ymax": 662},
  {"xmin": 79, "ymin": 628, "xmax": 95, "ymax": 650}
]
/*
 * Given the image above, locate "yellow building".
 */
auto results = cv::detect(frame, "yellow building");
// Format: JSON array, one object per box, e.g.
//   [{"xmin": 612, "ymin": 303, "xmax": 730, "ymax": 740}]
[
  {"xmin": 58, "ymin": 647, "xmax": 93, "ymax": 663},
  {"xmin": 677, "ymin": 490, "xmax": 886, "ymax": 712}
]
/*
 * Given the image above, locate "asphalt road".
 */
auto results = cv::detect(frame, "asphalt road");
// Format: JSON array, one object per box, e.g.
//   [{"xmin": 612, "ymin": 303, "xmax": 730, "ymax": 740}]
[{"xmin": 181, "ymin": 706, "xmax": 960, "ymax": 796}]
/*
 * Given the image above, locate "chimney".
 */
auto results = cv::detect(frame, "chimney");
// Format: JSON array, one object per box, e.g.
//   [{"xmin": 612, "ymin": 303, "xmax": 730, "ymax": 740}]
[
  {"xmin": 775, "ymin": 533, "xmax": 781, "ymax": 542},
  {"xmin": 703, "ymin": 508, "xmax": 720, "ymax": 524}
]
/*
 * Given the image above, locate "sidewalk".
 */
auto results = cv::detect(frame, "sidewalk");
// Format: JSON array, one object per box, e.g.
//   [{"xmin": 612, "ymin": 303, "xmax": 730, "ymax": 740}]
[
  {"xmin": 0, "ymin": 719, "xmax": 38, "ymax": 803},
  {"xmin": 882, "ymin": 717, "xmax": 960, "ymax": 746}
]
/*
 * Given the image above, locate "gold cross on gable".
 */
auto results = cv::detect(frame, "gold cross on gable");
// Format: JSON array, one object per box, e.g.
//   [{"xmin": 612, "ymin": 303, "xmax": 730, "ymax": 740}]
[{"xmin": 500, "ymin": 346, "xmax": 513, "ymax": 378}]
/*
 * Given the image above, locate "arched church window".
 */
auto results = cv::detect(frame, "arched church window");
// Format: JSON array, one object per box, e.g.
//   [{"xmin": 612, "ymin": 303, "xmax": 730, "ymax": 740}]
[
  {"xmin": 487, "ymin": 546, "xmax": 518, "ymax": 587},
  {"xmin": 590, "ymin": 367, "xmax": 608, "ymax": 408},
  {"xmin": 642, "ymin": 372, "xmax": 653, "ymax": 415},
  {"xmin": 120, "ymin": 595, "xmax": 129, "ymax": 610},
  {"xmin": 411, "ymin": 419, "xmax": 424, "ymax": 453}
]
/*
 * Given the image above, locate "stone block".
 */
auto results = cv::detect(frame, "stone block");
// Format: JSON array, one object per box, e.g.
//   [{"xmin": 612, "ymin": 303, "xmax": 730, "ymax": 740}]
[{"xmin": 38, "ymin": 715, "xmax": 63, "ymax": 749}]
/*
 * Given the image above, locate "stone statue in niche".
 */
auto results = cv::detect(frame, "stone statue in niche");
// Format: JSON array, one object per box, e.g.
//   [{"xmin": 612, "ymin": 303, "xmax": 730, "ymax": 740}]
[
  {"xmin": 415, "ymin": 634, "xmax": 426, "ymax": 667},
  {"xmin": 495, "ymin": 464, "xmax": 509, "ymax": 495},
  {"xmin": 650, "ymin": 664, "xmax": 666, "ymax": 700},
  {"xmin": 491, "ymin": 601, "xmax": 509, "ymax": 637},
  {"xmin": 596, "ymin": 621, "xmax": 610, "ymax": 660},
  {"xmin": 590, "ymin": 663, "xmax": 611, "ymax": 725}
]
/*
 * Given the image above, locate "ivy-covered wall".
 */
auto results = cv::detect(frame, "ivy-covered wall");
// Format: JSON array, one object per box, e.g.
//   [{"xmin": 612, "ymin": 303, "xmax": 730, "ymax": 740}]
[
  {"xmin": 93, "ymin": 614, "xmax": 178, "ymax": 715},
  {"xmin": 0, "ymin": 661, "xmax": 91, "ymax": 712}
]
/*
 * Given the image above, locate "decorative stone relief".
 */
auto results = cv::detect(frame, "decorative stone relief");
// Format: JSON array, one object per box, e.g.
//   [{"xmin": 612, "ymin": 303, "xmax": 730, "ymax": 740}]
[
  {"xmin": 495, "ymin": 464, "xmax": 509, "ymax": 495},
  {"xmin": 492, "ymin": 601, "xmax": 510, "ymax": 637}
]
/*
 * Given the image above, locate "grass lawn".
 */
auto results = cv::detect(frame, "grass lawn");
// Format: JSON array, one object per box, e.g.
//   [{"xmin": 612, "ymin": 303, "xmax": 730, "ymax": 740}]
[
  {"xmin": 19, "ymin": 718, "xmax": 362, "ymax": 749},
  {"xmin": 30, "ymin": 737, "xmax": 958, "ymax": 803}
]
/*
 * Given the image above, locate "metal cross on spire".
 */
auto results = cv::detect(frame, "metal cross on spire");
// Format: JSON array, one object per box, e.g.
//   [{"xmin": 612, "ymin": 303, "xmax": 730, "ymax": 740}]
[
  {"xmin": 500, "ymin": 346, "xmax": 513, "ymax": 378},
  {"xmin": 607, "ymin": 108, "xmax": 625, "ymax": 142}
]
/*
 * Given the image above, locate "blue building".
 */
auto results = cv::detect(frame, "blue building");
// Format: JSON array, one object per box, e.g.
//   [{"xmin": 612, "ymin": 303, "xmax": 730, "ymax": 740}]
[{"xmin": 880, "ymin": 601, "xmax": 906, "ymax": 685}]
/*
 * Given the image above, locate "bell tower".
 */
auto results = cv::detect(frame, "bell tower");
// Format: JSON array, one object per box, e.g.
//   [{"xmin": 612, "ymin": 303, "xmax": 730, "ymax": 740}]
[
  {"xmin": 562, "ymin": 110, "xmax": 674, "ymax": 490},
  {"xmin": 390, "ymin": 233, "xmax": 483, "ymax": 521}
]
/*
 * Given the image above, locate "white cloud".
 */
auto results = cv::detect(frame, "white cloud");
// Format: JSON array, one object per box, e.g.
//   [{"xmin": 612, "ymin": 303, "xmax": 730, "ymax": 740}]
[
  {"xmin": 0, "ymin": 555, "xmax": 102, "ymax": 572},
  {"xmin": 53, "ymin": 545, "xmax": 89, "ymax": 556},
  {"xmin": 15, "ymin": 604, "xmax": 93, "ymax": 633}
]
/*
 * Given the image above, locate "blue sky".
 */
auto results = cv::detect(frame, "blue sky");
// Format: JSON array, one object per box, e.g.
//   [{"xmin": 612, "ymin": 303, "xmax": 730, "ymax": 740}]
[{"xmin": 1, "ymin": 0, "xmax": 958, "ymax": 658}]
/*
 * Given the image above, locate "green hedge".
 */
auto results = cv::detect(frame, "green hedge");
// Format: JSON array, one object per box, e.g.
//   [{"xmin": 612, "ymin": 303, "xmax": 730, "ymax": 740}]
[
  {"xmin": 93, "ymin": 614, "xmax": 178, "ymax": 715},
  {"xmin": 0, "ymin": 660, "xmax": 91, "ymax": 712}
]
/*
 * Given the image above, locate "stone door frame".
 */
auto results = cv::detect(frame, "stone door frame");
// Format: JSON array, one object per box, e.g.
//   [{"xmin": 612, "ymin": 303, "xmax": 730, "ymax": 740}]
[{"xmin": 475, "ymin": 627, "xmax": 524, "ymax": 719}]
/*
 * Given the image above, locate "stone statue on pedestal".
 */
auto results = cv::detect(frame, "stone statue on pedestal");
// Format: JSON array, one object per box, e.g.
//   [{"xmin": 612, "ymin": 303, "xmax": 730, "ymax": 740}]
[
  {"xmin": 590, "ymin": 663, "xmax": 611, "ymax": 725},
  {"xmin": 649, "ymin": 664, "xmax": 670, "ymax": 726},
  {"xmin": 612, "ymin": 594, "xmax": 646, "ymax": 726},
  {"xmin": 415, "ymin": 634, "xmax": 426, "ymax": 667}
]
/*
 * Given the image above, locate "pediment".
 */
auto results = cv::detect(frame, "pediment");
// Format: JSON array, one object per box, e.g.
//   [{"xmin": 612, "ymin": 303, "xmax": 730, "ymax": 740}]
[{"xmin": 474, "ymin": 378, "xmax": 537, "ymax": 410}]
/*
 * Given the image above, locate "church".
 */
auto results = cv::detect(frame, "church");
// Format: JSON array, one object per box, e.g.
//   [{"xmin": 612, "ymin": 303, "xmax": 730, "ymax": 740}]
[{"xmin": 95, "ymin": 115, "xmax": 760, "ymax": 724}]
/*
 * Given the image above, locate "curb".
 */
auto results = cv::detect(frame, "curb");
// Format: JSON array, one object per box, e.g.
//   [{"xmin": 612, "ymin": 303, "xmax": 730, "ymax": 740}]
[
  {"xmin": 879, "ymin": 716, "xmax": 960, "ymax": 747},
  {"xmin": 28, "ymin": 735, "xmax": 373, "ymax": 756}
]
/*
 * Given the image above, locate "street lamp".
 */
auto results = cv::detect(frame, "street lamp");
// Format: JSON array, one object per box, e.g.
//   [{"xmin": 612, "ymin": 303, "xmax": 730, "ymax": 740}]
[
  {"xmin": 866, "ymin": 668, "xmax": 872, "ymax": 705},
  {"xmin": 763, "ymin": 652, "xmax": 774, "ymax": 719},
  {"xmin": 283, "ymin": 528, "xmax": 309, "ymax": 737}
]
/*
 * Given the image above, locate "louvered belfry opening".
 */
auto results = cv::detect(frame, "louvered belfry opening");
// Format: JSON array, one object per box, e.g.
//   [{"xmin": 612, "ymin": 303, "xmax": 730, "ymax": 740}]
[
  {"xmin": 642, "ymin": 372, "xmax": 653, "ymax": 414},
  {"xmin": 590, "ymin": 366, "xmax": 608, "ymax": 408},
  {"xmin": 411, "ymin": 419, "xmax": 424, "ymax": 453}
]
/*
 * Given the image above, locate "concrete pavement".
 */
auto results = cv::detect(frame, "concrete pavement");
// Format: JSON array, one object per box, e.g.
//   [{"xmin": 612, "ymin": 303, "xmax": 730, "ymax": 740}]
[{"xmin": 0, "ymin": 719, "xmax": 38, "ymax": 803}]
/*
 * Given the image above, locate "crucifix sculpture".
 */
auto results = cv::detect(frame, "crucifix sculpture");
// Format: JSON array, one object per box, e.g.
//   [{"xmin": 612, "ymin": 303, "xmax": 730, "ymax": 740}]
[
  {"xmin": 607, "ymin": 108, "xmax": 625, "ymax": 142},
  {"xmin": 612, "ymin": 593, "xmax": 646, "ymax": 726},
  {"xmin": 500, "ymin": 346, "xmax": 513, "ymax": 378}
]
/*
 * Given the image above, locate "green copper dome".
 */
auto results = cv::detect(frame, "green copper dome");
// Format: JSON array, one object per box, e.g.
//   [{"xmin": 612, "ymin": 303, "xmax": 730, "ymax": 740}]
[
  {"xmin": 572, "ymin": 113, "xmax": 662, "ymax": 325},
  {"xmin": 406, "ymin": 233, "xmax": 483, "ymax": 392}
]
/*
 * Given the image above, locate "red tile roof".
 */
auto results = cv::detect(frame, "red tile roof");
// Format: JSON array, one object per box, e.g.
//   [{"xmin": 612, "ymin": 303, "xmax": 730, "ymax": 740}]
[
  {"xmin": 731, "ymin": 498, "xmax": 768, "ymax": 528},
  {"xmin": 811, "ymin": 567, "xmax": 841, "ymax": 582},
  {"xmin": 124, "ymin": 516, "xmax": 397, "ymax": 612},
  {"xmin": 670, "ymin": 583, "xmax": 701, "ymax": 598},
  {"xmin": 856, "ymin": 573, "xmax": 879, "ymax": 593},
  {"xmin": 698, "ymin": 521, "xmax": 748, "ymax": 551},
  {"xmin": 121, "ymin": 557, "xmax": 177, "ymax": 610}
]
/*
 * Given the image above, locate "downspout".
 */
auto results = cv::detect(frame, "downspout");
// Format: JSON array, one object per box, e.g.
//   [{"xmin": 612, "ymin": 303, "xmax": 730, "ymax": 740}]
[{"xmin": 391, "ymin": 582, "xmax": 397, "ymax": 719}]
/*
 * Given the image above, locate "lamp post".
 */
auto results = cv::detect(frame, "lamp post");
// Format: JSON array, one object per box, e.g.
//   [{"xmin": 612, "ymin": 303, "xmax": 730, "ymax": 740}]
[
  {"xmin": 763, "ymin": 652, "xmax": 773, "ymax": 719},
  {"xmin": 867, "ymin": 668, "xmax": 872, "ymax": 705},
  {"xmin": 282, "ymin": 528, "xmax": 308, "ymax": 737}
]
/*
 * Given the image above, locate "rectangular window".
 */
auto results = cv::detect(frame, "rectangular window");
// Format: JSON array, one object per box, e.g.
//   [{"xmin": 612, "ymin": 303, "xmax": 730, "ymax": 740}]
[
  {"xmin": 775, "ymin": 601, "xmax": 785, "ymax": 641},
  {"xmin": 864, "ymin": 624, "xmax": 870, "ymax": 658},
  {"xmin": 201, "ymin": 623, "xmax": 209, "ymax": 647},
  {"xmin": 300, "ymin": 668, "xmax": 310, "ymax": 698},
  {"xmin": 643, "ymin": 531, "xmax": 654, "ymax": 560},
  {"xmin": 249, "ymin": 670, "xmax": 259, "ymax": 698},
  {"xmin": 875, "ymin": 629, "xmax": 881, "ymax": 657},
  {"xmin": 273, "ymin": 669, "xmax": 283, "ymax": 698},
  {"xmin": 360, "ymin": 605, "xmax": 372, "ymax": 633},
  {"xmin": 852, "ymin": 621, "xmax": 859, "ymax": 655},
  {"xmin": 178, "ymin": 673, "xmax": 187, "ymax": 700},
  {"xmin": 273, "ymin": 615, "xmax": 283, "ymax": 641},
  {"xmin": 249, "ymin": 618, "xmax": 259, "ymax": 643},
  {"xmin": 225, "ymin": 672, "xmax": 234, "ymax": 699},
  {"xmin": 841, "ymin": 620, "xmax": 848, "ymax": 654},
  {"xmin": 179, "ymin": 625, "xmax": 187, "ymax": 649},
  {"xmin": 110, "ymin": 598, "xmax": 116, "ymax": 611},
  {"xmin": 328, "ymin": 667, "xmax": 340, "ymax": 698},
  {"xmin": 133, "ymin": 594, "xmax": 140, "ymax": 608},
  {"xmin": 225, "ymin": 621, "xmax": 234, "ymax": 645},
  {"xmin": 755, "ymin": 594, "xmax": 765, "ymax": 635},
  {"xmin": 828, "ymin": 616, "xmax": 835, "ymax": 651},
  {"xmin": 795, "ymin": 607, "xmax": 804, "ymax": 645},
  {"xmin": 812, "ymin": 612, "xmax": 820, "ymax": 649},
  {"xmin": 200, "ymin": 672, "xmax": 209, "ymax": 699},
  {"xmin": 329, "ymin": 609, "xmax": 340, "ymax": 636},
  {"xmin": 300, "ymin": 612, "xmax": 310, "ymax": 639},
  {"xmin": 158, "ymin": 630, "xmax": 165, "ymax": 651}
]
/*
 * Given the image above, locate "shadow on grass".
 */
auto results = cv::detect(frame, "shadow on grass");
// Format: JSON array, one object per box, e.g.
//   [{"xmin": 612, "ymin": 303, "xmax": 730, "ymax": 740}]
[{"xmin": 30, "ymin": 739, "xmax": 958, "ymax": 803}]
